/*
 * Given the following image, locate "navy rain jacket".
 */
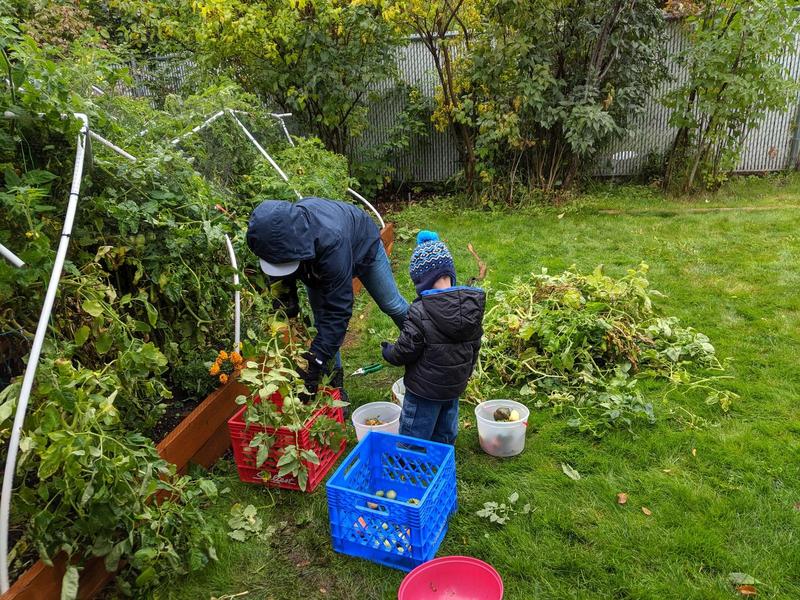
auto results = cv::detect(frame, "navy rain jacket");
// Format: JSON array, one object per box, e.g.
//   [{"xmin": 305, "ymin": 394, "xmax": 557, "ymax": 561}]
[{"xmin": 247, "ymin": 198, "xmax": 381, "ymax": 362}]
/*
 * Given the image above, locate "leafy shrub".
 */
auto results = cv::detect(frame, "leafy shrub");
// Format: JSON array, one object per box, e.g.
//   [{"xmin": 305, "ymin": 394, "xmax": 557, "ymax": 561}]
[
  {"xmin": 464, "ymin": 0, "xmax": 667, "ymax": 199},
  {"xmin": 0, "ymin": 22, "xmax": 352, "ymax": 596},
  {"xmin": 0, "ymin": 357, "xmax": 218, "ymax": 596},
  {"xmin": 238, "ymin": 137, "xmax": 354, "ymax": 202},
  {"xmin": 150, "ymin": 0, "xmax": 408, "ymax": 167},
  {"xmin": 662, "ymin": 1, "xmax": 800, "ymax": 194}
]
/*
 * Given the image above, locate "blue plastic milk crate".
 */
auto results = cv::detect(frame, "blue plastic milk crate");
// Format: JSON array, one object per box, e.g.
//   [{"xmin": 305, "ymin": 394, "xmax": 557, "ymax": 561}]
[{"xmin": 326, "ymin": 431, "xmax": 457, "ymax": 571}]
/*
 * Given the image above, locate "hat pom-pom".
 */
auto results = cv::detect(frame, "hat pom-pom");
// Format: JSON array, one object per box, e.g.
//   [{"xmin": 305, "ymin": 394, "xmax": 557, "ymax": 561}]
[{"xmin": 416, "ymin": 230, "xmax": 439, "ymax": 245}]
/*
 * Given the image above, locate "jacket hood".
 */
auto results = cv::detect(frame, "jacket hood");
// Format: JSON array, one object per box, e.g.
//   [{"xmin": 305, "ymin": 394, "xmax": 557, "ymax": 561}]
[
  {"xmin": 246, "ymin": 200, "xmax": 316, "ymax": 264},
  {"xmin": 420, "ymin": 286, "xmax": 485, "ymax": 341}
]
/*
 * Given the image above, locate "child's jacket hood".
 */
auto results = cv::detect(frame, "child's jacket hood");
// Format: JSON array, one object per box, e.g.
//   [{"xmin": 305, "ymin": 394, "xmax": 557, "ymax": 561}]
[{"xmin": 420, "ymin": 286, "xmax": 485, "ymax": 342}]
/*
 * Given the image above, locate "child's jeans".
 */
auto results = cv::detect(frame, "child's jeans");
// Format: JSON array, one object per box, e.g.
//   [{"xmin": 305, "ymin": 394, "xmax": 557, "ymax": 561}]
[{"xmin": 399, "ymin": 390, "xmax": 459, "ymax": 445}]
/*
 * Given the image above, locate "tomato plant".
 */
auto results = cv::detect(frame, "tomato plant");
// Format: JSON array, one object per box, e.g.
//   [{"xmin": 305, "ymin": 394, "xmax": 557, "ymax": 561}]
[
  {"xmin": 472, "ymin": 264, "xmax": 736, "ymax": 436},
  {"xmin": 234, "ymin": 318, "xmax": 348, "ymax": 492},
  {"xmin": 0, "ymin": 17, "xmax": 354, "ymax": 595}
]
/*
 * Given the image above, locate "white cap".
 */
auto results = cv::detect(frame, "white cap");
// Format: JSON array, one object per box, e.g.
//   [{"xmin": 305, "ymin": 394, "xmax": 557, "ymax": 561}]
[{"xmin": 259, "ymin": 258, "xmax": 300, "ymax": 277}]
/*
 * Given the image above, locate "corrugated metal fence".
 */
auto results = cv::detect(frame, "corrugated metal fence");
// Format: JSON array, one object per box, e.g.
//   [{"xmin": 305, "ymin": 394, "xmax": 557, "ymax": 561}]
[
  {"xmin": 368, "ymin": 24, "xmax": 800, "ymax": 182},
  {"xmin": 124, "ymin": 24, "xmax": 800, "ymax": 182}
]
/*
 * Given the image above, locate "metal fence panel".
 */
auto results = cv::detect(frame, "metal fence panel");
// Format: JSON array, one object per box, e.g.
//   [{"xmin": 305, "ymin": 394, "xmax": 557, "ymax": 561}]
[
  {"xmin": 125, "ymin": 25, "xmax": 800, "ymax": 183},
  {"xmin": 368, "ymin": 24, "xmax": 800, "ymax": 181}
]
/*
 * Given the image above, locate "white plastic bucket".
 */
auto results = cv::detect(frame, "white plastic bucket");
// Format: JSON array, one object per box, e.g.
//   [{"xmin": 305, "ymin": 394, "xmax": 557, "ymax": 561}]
[
  {"xmin": 352, "ymin": 401, "xmax": 402, "ymax": 441},
  {"xmin": 391, "ymin": 377, "xmax": 405, "ymax": 407},
  {"xmin": 474, "ymin": 399, "xmax": 530, "ymax": 457}
]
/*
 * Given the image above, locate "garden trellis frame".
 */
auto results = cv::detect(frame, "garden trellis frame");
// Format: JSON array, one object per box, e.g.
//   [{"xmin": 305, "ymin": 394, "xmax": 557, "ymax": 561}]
[
  {"xmin": 0, "ymin": 112, "xmax": 138, "ymax": 594},
  {"xmin": 168, "ymin": 107, "xmax": 385, "ymax": 228},
  {"xmin": 0, "ymin": 100, "xmax": 391, "ymax": 592}
]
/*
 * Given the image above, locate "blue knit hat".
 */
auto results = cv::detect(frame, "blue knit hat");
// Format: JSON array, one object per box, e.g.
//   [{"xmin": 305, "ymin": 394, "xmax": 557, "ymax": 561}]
[{"xmin": 409, "ymin": 231, "xmax": 456, "ymax": 294}]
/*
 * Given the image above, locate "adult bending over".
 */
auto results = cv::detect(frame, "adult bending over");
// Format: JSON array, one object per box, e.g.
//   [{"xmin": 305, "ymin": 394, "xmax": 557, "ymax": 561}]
[{"xmin": 246, "ymin": 197, "xmax": 409, "ymax": 397}]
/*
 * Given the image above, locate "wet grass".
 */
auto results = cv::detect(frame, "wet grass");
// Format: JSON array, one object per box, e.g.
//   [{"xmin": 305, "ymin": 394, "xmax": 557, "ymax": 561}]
[{"xmin": 156, "ymin": 175, "xmax": 800, "ymax": 600}]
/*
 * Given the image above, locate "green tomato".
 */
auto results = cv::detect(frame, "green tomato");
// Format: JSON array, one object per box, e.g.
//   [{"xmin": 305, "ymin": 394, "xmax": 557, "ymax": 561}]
[{"xmin": 386, "ymin": 490, "xmax": 397, "ymax": 500}]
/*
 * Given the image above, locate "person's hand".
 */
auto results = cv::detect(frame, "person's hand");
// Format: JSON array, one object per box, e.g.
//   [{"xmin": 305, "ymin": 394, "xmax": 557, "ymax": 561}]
[
  {"xmin": 296, "ymin": 351, "xmax": 323, "ymax": 403},
  {"xmin": 381, "ymin": 341, "xmax": 393, "ymax": 362}
]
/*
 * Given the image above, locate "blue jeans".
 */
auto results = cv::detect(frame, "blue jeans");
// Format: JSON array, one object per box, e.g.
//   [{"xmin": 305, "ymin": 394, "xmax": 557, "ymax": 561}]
[
  {"xmin": 399, "ymin": 390, "xmax": 459, "ymax": 445},
  {"xmin": 306, "ymin": 244, "xmax": 409, "ymax": 369},
  {"xmin": 358, "ymin": 244, "xmax": 409, "ymax": 328}
]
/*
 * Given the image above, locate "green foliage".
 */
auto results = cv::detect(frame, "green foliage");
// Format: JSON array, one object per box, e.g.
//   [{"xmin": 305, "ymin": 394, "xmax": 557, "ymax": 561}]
[
  {"xmin": 238, "ymin": 137, "xmax": 354, "ymax": 202},
  {"xmin": 227, "ymin": 503, "xmax": 276, "ymax": 542},
  {"xmin": 0, "ymin": 359, "xmax": 218, "ymax": 598},
  {"xmin": 473, "ymin": 264, "xmax": 735, "ymax": 436},
  {"xmin": 235, "ymin": 325, "xmax": 347, "ymax": 492},
  {"xmin": 0, "ymin": 22, "xmax": 357, "ymax": 593},
  {"xmin": 186, "ymin": 0, "xmax": 402, "ymax": 157},
  {"xmin": 663, "ymin": 1, "xmax": 800, "ymax": 194},
  {"xmin": 385, "ymin": 0, "xmax": 481, "ymax": 191},
  {"xmin": 463, "ymin": 0, "xmax": 667, "ymax": 199},
  {"xmin": 350, "ymin": 84, "xmax": 431, "ymax": 195},
  {"xmin": 475, "ymin": 491, "xmax": 531, "ymax": 526}
]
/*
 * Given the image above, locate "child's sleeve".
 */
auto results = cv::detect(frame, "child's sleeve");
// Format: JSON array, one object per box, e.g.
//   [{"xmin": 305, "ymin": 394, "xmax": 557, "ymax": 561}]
[{"xmin": 382, "ymin": 309, "xmax": 424, "ymax": 366}]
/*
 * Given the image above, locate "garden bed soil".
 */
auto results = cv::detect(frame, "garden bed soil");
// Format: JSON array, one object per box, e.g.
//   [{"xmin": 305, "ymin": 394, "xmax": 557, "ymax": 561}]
[{"xmin": 1, "ymin": 224, "xmax": 394, "ymax": 600}]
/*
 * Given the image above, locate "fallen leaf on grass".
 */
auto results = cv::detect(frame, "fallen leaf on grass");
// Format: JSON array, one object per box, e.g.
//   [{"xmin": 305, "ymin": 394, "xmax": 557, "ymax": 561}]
[
  {"xmin": 641, "ymin": 506, "xmax": 652, "ymax": 516},
  {"xmin": 736, "ymin": 585, "xmax": 758, "ymax": 596},
  {"xmin": 662, "ymin": 468, "xmax": 673, "ymax": 474},
  {"xmin": 463, "ymin": 419, "xmax": 473, "ymax": 430},
  {"xmin": 691, "ymin": 448, "xmax": 697, "ymax": 457},
  {"xmin": 557, "ymin": 213, "xmax": 565, "ymax": 219},
  {"xmin": 616, "ymin": 493, "xmax": 628, "ymax": 505},
  {"xmin": 561, "ymin": 463, "xmax": 581, "ymax": 480},
  {"xmin": 295, "ymin": 560, "xmax": 311, "ymax": 568},
  {"xmin": 793, "ymin": 502, "xmax": 800, "ymax": 511}
]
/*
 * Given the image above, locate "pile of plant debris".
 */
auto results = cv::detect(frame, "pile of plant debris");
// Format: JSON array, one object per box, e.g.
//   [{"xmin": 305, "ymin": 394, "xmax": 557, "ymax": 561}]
[{"xmin": 470, "ymin": 264, "xmax": 736, "ymax": 436}]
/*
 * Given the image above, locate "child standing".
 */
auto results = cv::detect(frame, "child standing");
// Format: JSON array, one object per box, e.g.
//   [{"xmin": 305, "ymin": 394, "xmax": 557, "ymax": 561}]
[{"xmin": 381, "ymin": 231, "xmax": 485, "ymax": 444}]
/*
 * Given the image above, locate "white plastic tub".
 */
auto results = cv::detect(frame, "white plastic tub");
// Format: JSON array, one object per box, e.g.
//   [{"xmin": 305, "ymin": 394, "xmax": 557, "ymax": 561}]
[
  {"xmin": 351, "ymin": 401, "xmax": 402, "ymax": 441},
  {"xmin": 391, "ymin": 377, "xmax": 405, "ymax": 407},
  {"xmin": 474, "ymin": 399, "xmax": 530, "ymax": 457}
]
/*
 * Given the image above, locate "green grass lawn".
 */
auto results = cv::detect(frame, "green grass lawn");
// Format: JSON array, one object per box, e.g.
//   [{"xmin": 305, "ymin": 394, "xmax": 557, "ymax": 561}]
[{"xmin": 154, "ymin": 175, "xmax": 800, "ymax": 600}]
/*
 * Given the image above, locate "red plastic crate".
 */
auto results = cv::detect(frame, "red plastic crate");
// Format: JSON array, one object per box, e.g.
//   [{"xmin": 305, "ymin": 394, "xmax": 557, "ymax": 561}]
[{"xmin": 227, "ymin": 389, "xmax": 345, "ymax": 492}]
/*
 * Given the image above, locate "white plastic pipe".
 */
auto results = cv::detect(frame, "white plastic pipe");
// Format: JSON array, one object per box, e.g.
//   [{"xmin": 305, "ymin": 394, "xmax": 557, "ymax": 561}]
[
  {"xmin": 347, "ymin": 187, "xmax": 385, "ymax": 229},
  {"xmin": 269, "ymin": 113, "xmax": 295, "ymax": 146},
  {"xmin": 88, "ymin": 130, "xmax": 137, "ymax": 162},
  {"xmin": 170, "ymin": 109, "xmax": 226, "ymax": 145},
  {"xmin": 224, "ymin": 234, "xmax": 241, "ymax": 351},
  {"xmin": 0, "ymin": 113, "xmax": 89, "ymax": 593},
  {"xmin": 227, "ymin": 109, "xmax": 302, "ymax": 199},
  {"xmin": 0, "ymin": 241, "xmax": 24, "ymax": 268}
]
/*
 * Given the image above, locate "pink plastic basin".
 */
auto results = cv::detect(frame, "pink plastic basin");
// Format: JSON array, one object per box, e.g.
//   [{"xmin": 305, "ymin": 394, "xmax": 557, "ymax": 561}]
[{"xmin": 398, "ymin": 556, "xmax": 503, "ymax": 600}]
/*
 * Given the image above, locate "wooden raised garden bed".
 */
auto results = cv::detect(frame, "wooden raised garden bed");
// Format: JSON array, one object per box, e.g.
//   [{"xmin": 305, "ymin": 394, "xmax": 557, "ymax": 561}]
[{"xmin": 1, "ymin": 224, "xmax": 394, "ymax": 600}]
